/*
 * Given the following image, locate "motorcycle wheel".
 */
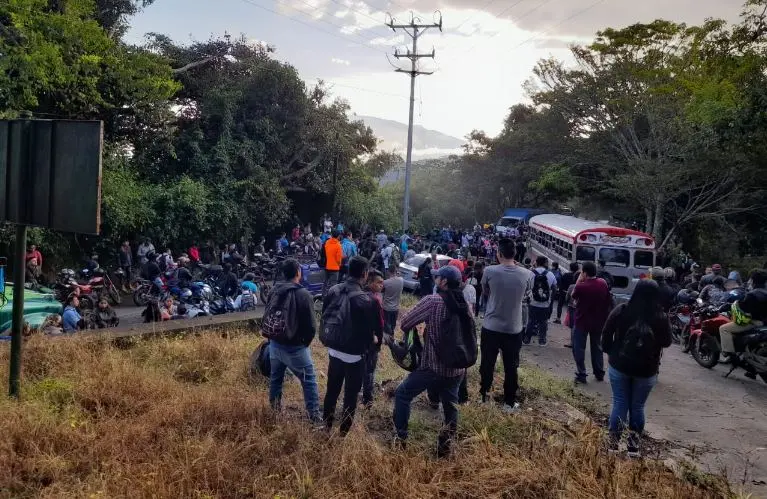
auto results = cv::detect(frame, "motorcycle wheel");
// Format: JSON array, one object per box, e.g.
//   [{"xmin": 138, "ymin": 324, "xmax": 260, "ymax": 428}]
[
  {"xmin": 692, "ymin": 335, "xmax": 720, "ymax": 369},
  {"xmin": 133, "ymin": 287, "xmax": 151, "ymax": 307},
  {"xmin": 110, "ymin": 285, "xmax": 122, "ymax": 306}
]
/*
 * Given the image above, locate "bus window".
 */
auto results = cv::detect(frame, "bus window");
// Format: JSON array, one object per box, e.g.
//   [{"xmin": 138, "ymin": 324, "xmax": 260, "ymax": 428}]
[
  {"xmin": 575, "ymin": 246, "xmax": 595, "ymax": 261},
  {"xmin": 634, "ymin": 250, "xmax": 654, "ymax": 268},
  {"xmin": 599, "ymin": 248, "xmax": 630, "ymax": 267}
]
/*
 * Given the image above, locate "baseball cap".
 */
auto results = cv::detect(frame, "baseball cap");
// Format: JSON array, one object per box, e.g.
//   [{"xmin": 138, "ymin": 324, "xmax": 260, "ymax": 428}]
[
  {"xmin": 650, "ymin": 266, "xmax": 665, "ymax": 280},
  {"xmin": 435, "ymin": 265, "xmax": 462, "ymax": 284}
]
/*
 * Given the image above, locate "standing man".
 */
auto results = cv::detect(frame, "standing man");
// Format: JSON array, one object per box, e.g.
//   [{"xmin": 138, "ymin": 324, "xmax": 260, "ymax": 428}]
[
  {"xmin": 555, "ymin": 262, "xmax": 579, "ymax": 324},
  {"xmin": 393, "ymin": 265, "xmax": 473, "ymax": 456},
  {"xmin": 137, "ymin": 238, "xmax": 154, "ymax": 265},
  {"xmin": 266, "ymin": 259, "xmax": 323, "ymax": 424},
  {"xmin": 382, "ymin": 267, "xmax": 404, "ymax": 335},
  {"xmin": 362, "ymin": 270, "xmax": 386, "ymax": 407},
  {"xmin": 323, "ymin": 230, "xmax": 343, "ymax": 295},
  {"xmin": 118, "ymin": 241, "xmax": 133, "ymax": 292},
  {"xmin": 376, "ymin": 229, "xmax": 388, "ymax": 250},
  {"xmin": 339, "ymin": 231, "xmax": 358, "ymax": 283},
  {"xmin": 480, "ymin": 238, "xmax": 533, "ymax": 413},
  {"xmin": 571, "ymin": 262, "xmax": 612, "ymax": 384},
  {"xmin": 322, "ymin": 256, "xmax": 383, "ymax": 435},
  {"xmin": 525, "ymin": 256, "xmax": 557, "ymax": 346}
]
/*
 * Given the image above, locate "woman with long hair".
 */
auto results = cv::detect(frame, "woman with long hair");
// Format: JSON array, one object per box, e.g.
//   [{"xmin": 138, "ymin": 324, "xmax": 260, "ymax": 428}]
[{"xmin": 601, "ymin": 279, "xmax": 672, "ymax": 457}]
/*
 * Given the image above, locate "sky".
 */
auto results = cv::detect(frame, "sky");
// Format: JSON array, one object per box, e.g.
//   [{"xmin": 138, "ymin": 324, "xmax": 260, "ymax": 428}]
[{"xmin": 127, "ymin": 0, "xmax": 744, "ymax": 140}]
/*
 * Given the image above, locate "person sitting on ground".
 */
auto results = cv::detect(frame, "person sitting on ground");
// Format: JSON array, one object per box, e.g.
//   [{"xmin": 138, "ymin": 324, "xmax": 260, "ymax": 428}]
[
  {"xmin": 160, "ymin": 297, "xmax": 179, "ymax": 321},
  {"xmin": 62, "ymin": 295, "xmax": 83, "ymax": 333},
  {"xmin": 241, "ymin": 273, "xmax": 259, "ymax": 294},
  {"xmin": 601, "ymin": 279, "xmax": 672, "ymax": 457},
  {"xmin": 234, "ymin": 283, "xmax": 257, "ymax": 311},
  {"xmin": 41, "ymin": 314, "xmax": 63, "ymax": 336},
  {"xmin": 95, "ymin": 298, "xmax": 119, "ymax": 328}
]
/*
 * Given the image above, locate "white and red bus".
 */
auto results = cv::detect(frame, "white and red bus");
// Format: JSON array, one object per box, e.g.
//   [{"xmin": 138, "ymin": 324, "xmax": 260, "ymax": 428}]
[{"xmin": 527, "ymin": 214, "xmax": 656, "ymax": 293}]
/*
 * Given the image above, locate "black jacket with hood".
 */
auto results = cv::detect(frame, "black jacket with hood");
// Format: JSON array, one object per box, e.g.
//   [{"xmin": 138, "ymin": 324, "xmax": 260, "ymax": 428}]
[{"xmin": 266, "ymin": 282, "xmax": 316, "ymax": 347}]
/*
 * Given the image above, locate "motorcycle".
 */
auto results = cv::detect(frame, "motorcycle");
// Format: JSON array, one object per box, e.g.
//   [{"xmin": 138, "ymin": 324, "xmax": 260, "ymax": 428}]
[
  {"xmin": 80, "ymin": 267, "xmax": 121, "ymax": 306},
  {"xmin": 724, "ymin": 325, "xmax": 767, "ymax": 383},
  {"xmin": 690, "ymin": 304, "xmax": 731, "ymax": 369},
  {"xmin": 668, "ymin": 303, "xmax": 692, "ymax": 345}
]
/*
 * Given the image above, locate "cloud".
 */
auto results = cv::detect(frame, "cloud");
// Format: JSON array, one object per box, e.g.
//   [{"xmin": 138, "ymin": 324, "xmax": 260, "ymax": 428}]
[
  {"xmin": 369, "ymin": 34, "xmax": 406, "ymax": 46},
  {"xmin": 331, "ymin": 57, "xmax": 351, "ymax": 65}
]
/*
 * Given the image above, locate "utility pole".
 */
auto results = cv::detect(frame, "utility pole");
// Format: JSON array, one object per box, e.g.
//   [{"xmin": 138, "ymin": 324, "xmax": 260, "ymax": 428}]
[{"xmin": 386, "ymin": 12, "xmax": 442, "ymax": 232}]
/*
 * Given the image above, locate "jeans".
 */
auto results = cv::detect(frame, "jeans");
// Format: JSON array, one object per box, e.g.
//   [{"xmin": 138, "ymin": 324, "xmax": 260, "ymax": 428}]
[
  {"xmin": 567, "ymin": 306, "xmax": 575, "ymax": 345},
  {"xmin": 268, "ymin": 342, "xmax": 321, "ymax": 421},
  {"xmin": 394, "ymin": 369, "xmax": 461, "ymax": 456},
  {"xmin": 556, "ymin": 293, "xmax": 567, "ymax": 320},
  {"xmin": 479, "ymin": 328, "xmax": 523, "ymax": 406},
  {"xmin": 384, "ymin": 310, "xmax": 399, "ymax": 335},
  {"xmin": 525, "ymin": 305, "xmax": 550, "ymax": 344},
  {"xmin": 608, "ymin": 367, "xmax": 657, "ymax": 447},
  {"xmin": 323, "ymin": 355, "xmax": 365, "ymax": 435},
  {"xmin": 337, "ymin": 265, "xmax": 348, "ymax": 283},
  {"xmin": 323, "ymin": 270, "xmax": 339, "ymax": 296},
  {"xmin": 427, "ymin": 373, "xmax": 468, "ymax": 404},
  {"xmin": 362, "ymin": 349, "xmax": 380, "ymax": 405},
  {"xmin": 572, "ymin": 327, "xmax": 605, "ymax": 381}
]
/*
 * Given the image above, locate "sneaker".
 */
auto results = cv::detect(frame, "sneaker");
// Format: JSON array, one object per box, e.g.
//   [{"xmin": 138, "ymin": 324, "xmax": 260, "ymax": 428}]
[
  {"xmin": 574, "ymin": 377, "xmax": 587, "ymax": 385},
  {"xmin": 563, "ymin": 343, "xmax": 572, "ymax": 348},
  {"xmin": 501, "ymin": 402, "xmax": 521, "ymax": 414},
  {"xmin": 539, "ymin": 340, "xmax": 548, "ymax": 346},
  {"xmin": 553, "ymin": 319, "xmax": 561, "ymax": 324},
  {"xmin": 594, "ymin": 375, "xmax": 604, "ymax": 382},
  {"xmin": 627, "ymin": 446, "xmax": 641, "ymax": 458},
  {"xmin": 429, "ymin": 400, "xmax": 440, "ymax": 410},
  {"xmin": 480, "ymin": 393, "xmax": 490, "ymax": 404}
]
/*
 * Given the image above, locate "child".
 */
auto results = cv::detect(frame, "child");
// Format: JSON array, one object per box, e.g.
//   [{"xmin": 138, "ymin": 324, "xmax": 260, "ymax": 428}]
[
  {"xmin": 160, "ymin": 297, "xmax": 179, "ymax": 321},
  {"xmin": 41, "ymin": 314, "xmax": 63, "ymax": 336}
]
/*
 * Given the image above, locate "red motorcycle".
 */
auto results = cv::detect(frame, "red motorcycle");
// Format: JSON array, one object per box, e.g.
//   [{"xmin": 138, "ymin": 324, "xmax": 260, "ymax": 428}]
[{"xmin": 689, "ymin": 303, "xmax": 731, "ymax": 369}]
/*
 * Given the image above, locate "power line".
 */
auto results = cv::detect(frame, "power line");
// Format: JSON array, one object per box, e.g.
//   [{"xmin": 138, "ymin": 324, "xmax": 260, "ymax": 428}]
[{"xmin": 237, "ymin": 0, "xmax": 387, "ymax": 55}]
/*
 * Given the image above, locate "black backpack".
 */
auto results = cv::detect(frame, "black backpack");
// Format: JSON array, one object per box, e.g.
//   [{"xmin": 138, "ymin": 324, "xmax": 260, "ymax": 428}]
[
  {"xmin": 618, "ymin": 319, "xmax": 657, "ymax": 372},
  {"xmin": 388, "ymin": 329, "xmax": 423, "ymax": 372},
  {"xmin": 261, "ymin": 289, "xmax": 297, "ymax": 343},
  {"xmin": 532, "ymin": 269, "xmax": 551, "ymax": 303},
  {"xmin": 438, "ymin": 300, "xmax": 478, "ymax": 369},
  {"xmin": 317, "ymin": 240, "xmax": 327, "ymax": 268},
  {"xmin": 249, "ymin": 340, "xmax": 271, "ymax": 379},
  {"xmin": 238, "ymin": 291, "xmax": 257, "ymax": 312},
  {"xmin": 319, "ymin": 285, "xmax": 365, "ymax": 350}
]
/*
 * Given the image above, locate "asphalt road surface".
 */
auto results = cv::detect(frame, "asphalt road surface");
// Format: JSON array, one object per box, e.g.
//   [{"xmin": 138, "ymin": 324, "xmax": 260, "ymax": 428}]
[{"xmin": 524, "ymin": 321, "xmax": 767, "ymax": 496}]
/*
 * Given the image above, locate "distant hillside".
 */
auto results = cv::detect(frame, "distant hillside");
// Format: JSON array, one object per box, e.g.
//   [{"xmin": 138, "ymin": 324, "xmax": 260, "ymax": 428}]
[{"xmin": 355, "ymin": 115, "xmax": 465, "ymax": 158}]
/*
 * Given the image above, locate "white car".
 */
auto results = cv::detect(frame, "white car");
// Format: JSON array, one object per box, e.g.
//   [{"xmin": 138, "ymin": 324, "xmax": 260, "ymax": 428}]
[{"xmin": 398, "ymin": 253, "xmax": 453, "ymax": 291}]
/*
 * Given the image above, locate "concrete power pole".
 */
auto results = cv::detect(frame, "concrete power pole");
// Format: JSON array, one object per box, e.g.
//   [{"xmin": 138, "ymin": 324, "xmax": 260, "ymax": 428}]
[{"xmin": 386, "ymin": 12, "xmax": 442, "ymax": 231}]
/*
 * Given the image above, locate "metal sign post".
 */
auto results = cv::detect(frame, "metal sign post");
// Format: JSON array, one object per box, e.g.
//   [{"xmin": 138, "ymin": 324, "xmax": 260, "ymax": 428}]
[
  {"xmin": 0, "ymin": 119, "xmax": 103, "ymax": 398},
  {"xmin": 9, "ymin": 225, "xmax": 26, "ymax": 398}
]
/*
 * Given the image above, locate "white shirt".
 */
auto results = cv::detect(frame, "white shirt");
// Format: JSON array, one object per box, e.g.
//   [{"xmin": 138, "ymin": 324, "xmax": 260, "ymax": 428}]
[
  {"xmin": 381, "ymin": 245, "xmax": 393, "ymax": 269},
  {"xmin": 323, "ymin": 219, "xmax": 333, "ymax": 232},
  {"xmin": 328, "ymin": 348, "xmax": 362, "ymax": 364},
  {"xmin": 530, "ymin": 267, "xmax": 557, "ymax": 308},
  {"xmin": 463, "ymin": 283, "xmax": 476, "ymax": 305}
]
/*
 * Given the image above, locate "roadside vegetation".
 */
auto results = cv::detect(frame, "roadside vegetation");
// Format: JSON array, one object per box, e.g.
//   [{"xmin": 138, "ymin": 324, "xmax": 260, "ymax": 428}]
[{"xmin": 0, "ymin": 330, "xmax": 733, "ymax": 498}]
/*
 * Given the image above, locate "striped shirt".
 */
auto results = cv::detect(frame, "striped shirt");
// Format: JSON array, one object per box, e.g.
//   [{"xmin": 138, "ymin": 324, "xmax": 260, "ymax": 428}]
[{"xmin": 400, "ymin": 294, "xmax": 467, "ymax": 378}]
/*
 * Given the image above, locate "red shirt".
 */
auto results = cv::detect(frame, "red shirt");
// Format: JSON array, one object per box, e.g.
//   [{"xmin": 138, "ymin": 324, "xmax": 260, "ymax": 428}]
[
  {"xmin": 572, "ymin": 277, "xmax": 612, "ymax": 333},
  {"xmin": 188, "ymin": 247, "xmax": 200, "ymax": 262},
  {"xmin": 26, "ymin": 249, "xmax": 42, "ymax": 267}
]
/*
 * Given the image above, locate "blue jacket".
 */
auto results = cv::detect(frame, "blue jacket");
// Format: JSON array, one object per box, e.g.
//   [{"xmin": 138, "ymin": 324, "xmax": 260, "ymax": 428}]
[
  {"xmin": 342, "ymin": 238, "xmax": 358, "ymax": 259},
  {"xmin": 62, "ymin": 306, "xmax": 81, "ymax": 332}
]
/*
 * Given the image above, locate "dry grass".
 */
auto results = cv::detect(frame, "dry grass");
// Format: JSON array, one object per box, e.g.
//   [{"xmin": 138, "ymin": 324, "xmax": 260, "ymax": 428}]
[{"xmin": 0, "ymin": 330, "xmax": 733, "ymax": 499}]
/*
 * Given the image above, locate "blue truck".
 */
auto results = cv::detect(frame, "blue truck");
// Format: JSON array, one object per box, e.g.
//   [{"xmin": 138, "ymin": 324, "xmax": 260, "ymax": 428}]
[{"xmin": 496, "ymin": 208, "xmax": 544, "ymax": 235}]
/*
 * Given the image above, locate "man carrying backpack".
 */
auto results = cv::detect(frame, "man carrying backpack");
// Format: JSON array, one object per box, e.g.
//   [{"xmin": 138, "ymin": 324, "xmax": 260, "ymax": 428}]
[
  {"xmin": 393, "ymin": 265, "xmax": 476, "ymax": 457},
  {"xmin": 320, "ymin": 256, "xmax": 383, "ymax": 435},
  {"xmin": 524, "ymin": 256, "xmax": 558, "ymax": 345},
  {"xmin": 263, "ymin": 259, "xmax": 322, "ymax": 424}
]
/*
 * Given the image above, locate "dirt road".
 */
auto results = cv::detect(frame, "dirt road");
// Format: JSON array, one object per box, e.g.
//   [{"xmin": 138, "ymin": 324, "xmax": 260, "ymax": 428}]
[{"xmin": 523, "ymin": 321, "xmax": 767, "ymax": 496}]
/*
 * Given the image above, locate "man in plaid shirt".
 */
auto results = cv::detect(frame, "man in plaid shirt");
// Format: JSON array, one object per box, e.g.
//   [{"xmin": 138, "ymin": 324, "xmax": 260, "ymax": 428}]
[{"xmin": 392, "ymin": 265, "xmax": 469, "ymax": 457}]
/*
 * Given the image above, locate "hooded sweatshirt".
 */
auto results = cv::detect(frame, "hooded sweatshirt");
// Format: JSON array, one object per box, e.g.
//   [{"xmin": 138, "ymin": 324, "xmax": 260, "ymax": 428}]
[
  {"xmin": 324, "ymin": 237, "xmax": 343, "ymax": 271},
  {"xmin": 266, "ymin": 282, "xmax": 316, "ymax": 347}
]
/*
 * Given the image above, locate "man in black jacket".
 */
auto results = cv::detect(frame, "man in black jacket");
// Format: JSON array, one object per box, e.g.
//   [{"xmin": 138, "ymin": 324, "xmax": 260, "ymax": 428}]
[
  {"xmin": 267, "ymin": 259, "xmax": 322, "ymax": 423},
  {"xmin": 322, "ymin": 256, "xmax": 383, "ymax": 435}
]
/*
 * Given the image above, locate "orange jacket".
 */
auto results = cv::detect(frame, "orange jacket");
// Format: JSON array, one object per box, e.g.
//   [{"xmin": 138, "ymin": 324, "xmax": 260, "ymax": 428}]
[{"xmin": 324, "ymin": 238, "xmax": 343, "ymax": 271}]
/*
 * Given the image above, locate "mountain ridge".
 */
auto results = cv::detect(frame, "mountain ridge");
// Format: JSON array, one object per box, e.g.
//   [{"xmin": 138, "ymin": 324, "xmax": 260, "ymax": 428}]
[{"xmin": 354, "ymin": 115, "xmax": 465, "ymax": 156}]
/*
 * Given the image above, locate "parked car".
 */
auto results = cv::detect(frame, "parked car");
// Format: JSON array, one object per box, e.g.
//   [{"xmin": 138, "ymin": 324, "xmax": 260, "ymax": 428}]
[{"xmin": 398, "ymin": 254, "xmax": 452, "ymax": 291}]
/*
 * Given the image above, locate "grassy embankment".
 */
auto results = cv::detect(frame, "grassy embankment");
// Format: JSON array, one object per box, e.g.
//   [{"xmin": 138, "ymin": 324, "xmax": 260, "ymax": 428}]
[{"xmin": 0, "ymin": 306, "xmax": 734, "ymax": 498}]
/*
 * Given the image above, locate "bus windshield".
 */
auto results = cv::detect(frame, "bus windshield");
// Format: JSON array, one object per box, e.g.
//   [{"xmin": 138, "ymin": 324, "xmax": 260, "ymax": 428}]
[
  {"xmin": 634, "ymin": 250, "xmax": 654, "ymax": 267},
  {"xmin": 599, "ymin": 247, "xmax": 630, "ymax": 267},
  {"xmin": 575, "ymin": 246, "xmax": 595, "ymax": 261}
]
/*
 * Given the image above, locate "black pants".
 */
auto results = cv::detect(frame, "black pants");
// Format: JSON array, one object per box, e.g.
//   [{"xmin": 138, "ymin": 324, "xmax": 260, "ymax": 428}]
[
  {"xmin": 384, "ymin": 310, "xmax": 399, "ymax": 335},
  {"xmin": 323, "ymin": 355, "xmax": 364, "ymax": 435},
  {"xmin": 362, "ymin": 349, "xmax": 379, "ymax": 405},
  {"xmin": 556, "ymin": 292, "xmax": 566, "ymax": 319},
  {"xmin": 323, "ymin": 270, "xmax": 339, "ymax": 296},
  {"xmin": 479, "ymin": 328, "xmax": 523, "ymax": 406}
]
